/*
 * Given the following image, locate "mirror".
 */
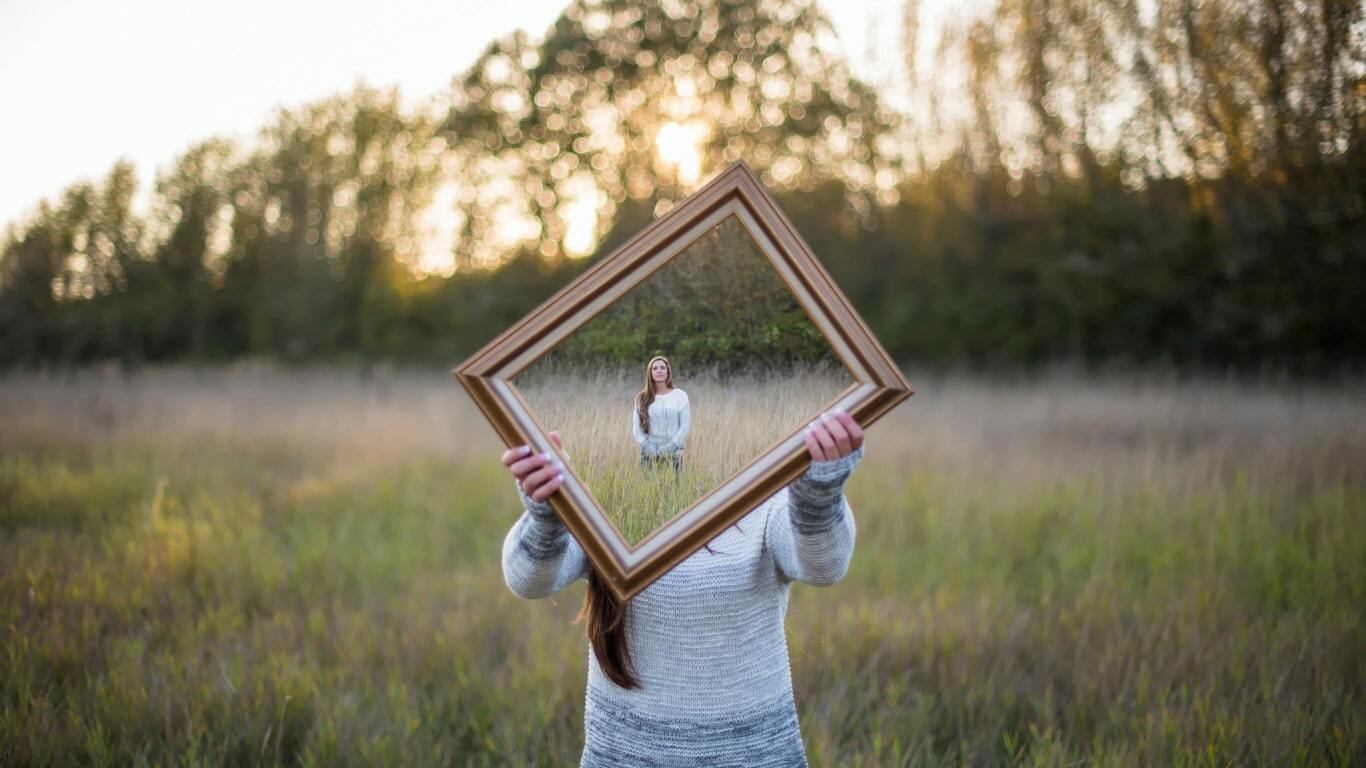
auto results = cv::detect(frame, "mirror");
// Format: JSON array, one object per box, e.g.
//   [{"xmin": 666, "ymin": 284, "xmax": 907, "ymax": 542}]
[
  {"xmin": 454, "ymin": 161, "xmax": 911, "ymax": 600},
  {"xmin": 512, "ymin": 214, "xmax": 853, "ymax": 547}
]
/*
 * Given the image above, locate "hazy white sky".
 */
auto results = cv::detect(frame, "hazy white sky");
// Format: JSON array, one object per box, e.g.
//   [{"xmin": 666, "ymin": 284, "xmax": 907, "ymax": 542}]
[{"xmin": 0, "ymin": 0, "xmax": 924, "ymax": 229}]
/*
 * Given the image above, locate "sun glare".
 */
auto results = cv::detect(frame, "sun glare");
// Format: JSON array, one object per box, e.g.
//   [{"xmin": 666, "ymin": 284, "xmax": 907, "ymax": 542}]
[
  {"xmin": 656, "ymin": 120, "xmax": 709, "ymax": 186},
  {"xmin": 560, "ymin": 173, "xmax": 604, "ymax": 258},
  {"xmin": 415, "ymin": 180, "xmax": 461, "ymax": 277}
]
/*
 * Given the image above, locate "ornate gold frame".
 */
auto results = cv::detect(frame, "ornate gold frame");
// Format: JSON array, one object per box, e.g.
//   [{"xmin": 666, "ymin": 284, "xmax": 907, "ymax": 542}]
[{"xmin": 454, "ymin": 161, "xmax": 911, "ymax": 601}]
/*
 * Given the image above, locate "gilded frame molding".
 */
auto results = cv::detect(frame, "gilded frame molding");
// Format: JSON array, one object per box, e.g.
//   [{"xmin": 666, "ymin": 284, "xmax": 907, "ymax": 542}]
[{"xmin": 454, "ymin": 161, "xmax": 911, "ymax": 601}]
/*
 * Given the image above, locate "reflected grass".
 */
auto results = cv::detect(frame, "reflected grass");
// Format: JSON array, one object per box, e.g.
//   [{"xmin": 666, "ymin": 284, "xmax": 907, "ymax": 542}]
[{"xmin": 514, "ymin": 362, "xmax": 851, "ymax": 545}]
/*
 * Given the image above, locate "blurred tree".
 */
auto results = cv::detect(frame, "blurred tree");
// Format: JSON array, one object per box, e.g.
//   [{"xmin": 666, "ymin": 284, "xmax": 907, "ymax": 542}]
[
  {"xmin": 215, "ymin": 86, "xmax": 439, "ymax": 359},
  {"xmin": 439, "ymin": 0, "xmax": 902, "ymax": 267},
  {"xmin": 0, "ymin": 204, "xmax": 65, "ymax": 363},
  {"xmin": 136, "ymin": 139, "xmax": 236, "ymax": 359}
]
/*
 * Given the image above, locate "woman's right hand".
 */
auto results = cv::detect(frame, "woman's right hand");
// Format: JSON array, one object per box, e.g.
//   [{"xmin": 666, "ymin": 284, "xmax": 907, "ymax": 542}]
[{"xmin": 501, "ymin": 431, "xmax": 566, "ymax": 503}]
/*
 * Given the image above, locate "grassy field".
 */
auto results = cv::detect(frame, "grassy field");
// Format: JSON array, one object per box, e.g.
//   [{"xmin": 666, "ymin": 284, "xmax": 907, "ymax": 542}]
[
  {"xmin": 515, "ymin": 362, "xmax": 850, "ymax": 545},
  {"xmin": 1, "ymin": 363, "xmax": 1363, "ymax": 766}
]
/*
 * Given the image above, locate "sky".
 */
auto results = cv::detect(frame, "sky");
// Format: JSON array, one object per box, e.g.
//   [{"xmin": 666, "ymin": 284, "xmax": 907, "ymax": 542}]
[{"xmin": 0, "ymin": 0, "xmax": 933, "ymax": 230}]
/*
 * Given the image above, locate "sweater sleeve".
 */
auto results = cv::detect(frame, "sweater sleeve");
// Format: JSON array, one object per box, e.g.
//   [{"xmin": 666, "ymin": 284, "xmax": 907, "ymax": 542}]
[
  {"xmin": 765, "ymin": 444, "xmax": 863, "ymax": 586},
  {"xmin": 666, "ymin": 392, "xmax": 691, "ymax": 453},
  {"xmin": 501, "ymin": 479, "xmax": 590, "ymax": 598},
  {"xmin": 631, "ymin": 397, "xmax": 647, "ymax": 450}
]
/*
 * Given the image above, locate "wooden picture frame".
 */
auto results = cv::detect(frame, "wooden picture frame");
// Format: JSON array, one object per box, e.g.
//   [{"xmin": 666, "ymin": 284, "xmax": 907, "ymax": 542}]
[{"xmin": 454, "ymin": 160, "xmax": 911, "ymax": 601}]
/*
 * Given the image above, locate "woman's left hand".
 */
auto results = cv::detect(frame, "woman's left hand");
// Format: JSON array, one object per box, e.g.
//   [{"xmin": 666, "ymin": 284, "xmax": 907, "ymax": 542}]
[{"xmin": 803, "ymin": 409, "xmax": 863, "ymax": 461}]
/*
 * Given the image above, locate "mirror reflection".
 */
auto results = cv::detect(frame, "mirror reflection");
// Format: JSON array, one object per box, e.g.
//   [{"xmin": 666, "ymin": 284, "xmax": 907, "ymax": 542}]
[{"xmin": 513, "ymin": 214, "xmax": 853, "ymax": 546}]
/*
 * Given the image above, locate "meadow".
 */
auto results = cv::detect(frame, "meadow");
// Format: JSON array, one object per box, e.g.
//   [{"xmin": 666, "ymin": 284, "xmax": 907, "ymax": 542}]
[
  {"xmin": 514, "ymin": 362, "xmax": 851, "ymax": 545},
  {"xmin": 1, "ymin": 363, "xmax": 1363, "ymax": 766}
]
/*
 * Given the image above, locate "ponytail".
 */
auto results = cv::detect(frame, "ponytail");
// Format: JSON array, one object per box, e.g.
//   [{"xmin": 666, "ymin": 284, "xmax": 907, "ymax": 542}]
[{"xmin": 576, "ymin": 570, "xmax": 641, "ymax": 689}]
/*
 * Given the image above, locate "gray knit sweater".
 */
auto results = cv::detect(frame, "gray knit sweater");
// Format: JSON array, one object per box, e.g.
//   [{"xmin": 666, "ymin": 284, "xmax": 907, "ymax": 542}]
[{"xmin": 502, "ymin": 444, "xmax": 864, "ymax": 767}]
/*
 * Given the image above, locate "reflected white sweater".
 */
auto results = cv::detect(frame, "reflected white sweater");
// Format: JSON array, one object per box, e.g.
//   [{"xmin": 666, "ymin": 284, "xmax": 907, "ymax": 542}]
[
  {"xmin": 502, "ymin": 444, "xmax": 863, "ymax": 767},
  {"xmin": 631, "ymin": 388, "xmax": 691, "ymax": 456}
]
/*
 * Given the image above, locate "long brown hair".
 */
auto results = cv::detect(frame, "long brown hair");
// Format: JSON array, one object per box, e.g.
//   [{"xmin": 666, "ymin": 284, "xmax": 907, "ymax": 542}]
[
  {"xmin": 575, "ymin": 570, "xmax": 640, "ymax": 688},
  {"xmin": 635, "ymin": 355, "xmax": 674, "ymax": 434}
]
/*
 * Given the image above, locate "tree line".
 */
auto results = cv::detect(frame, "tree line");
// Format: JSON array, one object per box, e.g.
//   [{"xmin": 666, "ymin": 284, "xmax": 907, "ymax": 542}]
[{"xmin": 2, "ymin": 0, "xmax": 1362, "ymax": 373}]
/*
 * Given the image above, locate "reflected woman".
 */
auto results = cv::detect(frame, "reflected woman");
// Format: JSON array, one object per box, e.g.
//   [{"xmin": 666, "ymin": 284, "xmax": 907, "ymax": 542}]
[{"xmin": 631, "ymin": 355, "xmax": 690, "ymax": 478}]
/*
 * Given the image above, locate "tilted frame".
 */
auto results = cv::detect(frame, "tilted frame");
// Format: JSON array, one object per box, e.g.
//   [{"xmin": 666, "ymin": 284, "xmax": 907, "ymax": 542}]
[{"xmin": 454, "ymin": 160, "xmax": 911, "ymax": 601}]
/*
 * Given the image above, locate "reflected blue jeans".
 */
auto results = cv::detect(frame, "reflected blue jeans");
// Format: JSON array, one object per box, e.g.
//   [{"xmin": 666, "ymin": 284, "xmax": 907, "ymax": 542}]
[{"xmin": 640, "ymin": 450, "xmax": 682, "ymax": 479}]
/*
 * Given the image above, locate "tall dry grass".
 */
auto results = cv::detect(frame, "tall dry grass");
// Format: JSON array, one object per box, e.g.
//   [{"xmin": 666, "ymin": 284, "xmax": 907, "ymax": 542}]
[
  {"xmin": 0, "ymin": 362, "xmax": 1362, "ymax": 765},
  {"xmin": 515, "ymin": 362, "xmax": 850, "ymax": 544}
]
